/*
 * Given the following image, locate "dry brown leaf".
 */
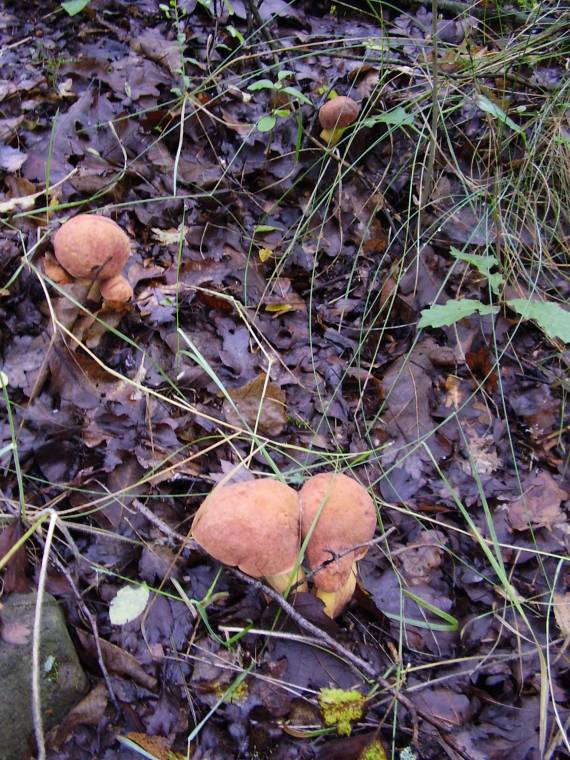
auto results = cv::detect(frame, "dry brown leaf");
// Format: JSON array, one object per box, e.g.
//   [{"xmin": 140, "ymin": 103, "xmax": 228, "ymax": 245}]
[
  {"xmin": 397, "ymin": 530, "xmax": 447, "ymax": 585},
  {"xmin": 553, "ymin": 593, "xmax": 570, "ymax": 638},
  {"xmin": 47, "ymin": 682, "xmax": 107, "ymax": 750},
  {"xmin": 126, "ymin": 732, "xmax": 185, "ymax": 760},
  {"xmin": 76, "ymin": 629, "xmax": 157, "ymax": 690},
  {"xmin": 506, "ymin": 470, "xmax": 568, "ymax": 531},
  {"xmin": 224, "ymin": 372, "xmax": 287, "ymax": 436}
]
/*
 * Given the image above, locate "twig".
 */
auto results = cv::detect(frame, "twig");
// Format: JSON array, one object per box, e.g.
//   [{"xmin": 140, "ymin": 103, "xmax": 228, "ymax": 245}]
[{"xmin": 32, "ymin": 510, "xmax": 58, "ymax": 760}]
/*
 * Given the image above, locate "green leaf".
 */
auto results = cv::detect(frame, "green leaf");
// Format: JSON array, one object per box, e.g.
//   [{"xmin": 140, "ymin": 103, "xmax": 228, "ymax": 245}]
[
  {"xmin": 476, "ymin": 95, "xmax": 525, "ymax": 138},
  {"xmin": 449, "ymin": 247, "xmax": 504, "ymax": 295},
  {"xmin": 362, "ymin": 106, "xmax": 414, "ymax": 128},
  {"xmin": 507, "ymin": 299, "xmax": 570, "ymax": 343},
  {"xmin": 254, "ymin": 224, "xmax": 280, "ymax": 233},
  {"xmin": 247, "ymin": 79, "xmax": 275, "ymax": 92},
  {"xmin": 256, "ymin": 115, "xmax": 277, "ymax": 132},
  {"xmin": 226, "ymin": 25, "xmax": 244, "ymax": 44},
  {"xmin": 277, "ymin": 70, "xmax": 294, "ymax": 81},
  {"xmin": 61, "ymin": 0, "xmax": 90, "ymax": 14},
  {"xmin": 418, "ymin": 299, "xmax": 498, "ymax": 329},
  {"xmin": 109, "ymin": 584, "xmax": 150, "ymax": 625},
  {"xmin": 280, "ymin": 86, "xmax": 312, "ymax": 105}
]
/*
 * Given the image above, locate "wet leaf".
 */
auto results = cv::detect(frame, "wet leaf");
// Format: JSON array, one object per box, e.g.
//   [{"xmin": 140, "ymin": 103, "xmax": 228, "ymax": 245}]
[
  {"xmin": 77, "ymin": 629, "xmax": 157, "ymax": 690},
  {"xmin": 48, "ymin": 683, "xmax": 107, "ymax": 750}
]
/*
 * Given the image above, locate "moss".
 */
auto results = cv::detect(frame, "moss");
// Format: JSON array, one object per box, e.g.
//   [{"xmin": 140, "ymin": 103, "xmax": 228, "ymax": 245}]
[
  {"xmin": 360, "ymin": 740, "xmax": 388, "ymax": 760},
  {"xmin": 318, "ymin": 687, "xmax": 366, "ymax": 736}
]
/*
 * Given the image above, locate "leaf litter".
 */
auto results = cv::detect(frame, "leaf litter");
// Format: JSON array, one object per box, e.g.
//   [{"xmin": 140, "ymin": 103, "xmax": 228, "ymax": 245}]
[{"xmin": 0, "ymin": 0, "xmax": 569, "ymax": 758}]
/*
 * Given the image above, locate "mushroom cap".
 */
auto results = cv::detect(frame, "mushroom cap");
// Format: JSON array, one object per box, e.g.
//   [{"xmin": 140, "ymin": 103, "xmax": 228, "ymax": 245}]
[
  {"xmin": 318, "ymin": 96, "xmax": 360, "ymax": 130},
  {"xmin": 100, "ymin": 274, "xmax": 133, "ymax": 303},
  {"xmin": 191, "ymin": 479, "xmax": 301, "ymax": 578},
  {"xmin": 53, "ymin": 214, "xmax": 130, "ymax": 280},
  {"xmin": 299, "ymin": 472, "xmax": 376, "ymax": 593}
]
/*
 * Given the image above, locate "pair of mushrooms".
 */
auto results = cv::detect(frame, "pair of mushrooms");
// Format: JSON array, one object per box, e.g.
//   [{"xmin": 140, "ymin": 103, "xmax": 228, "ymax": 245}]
[
  {"xmin": 191, "ymin": 472, "xmax": 376, "ymax": 619},
  {"xmin": 48, "ymin": 214, "xmax": 133, "ymax": 304}
]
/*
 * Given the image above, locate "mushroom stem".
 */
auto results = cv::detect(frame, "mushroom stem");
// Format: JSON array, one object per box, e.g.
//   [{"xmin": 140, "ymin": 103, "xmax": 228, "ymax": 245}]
[
  {"xmin": 265, "ymin": 565, "xmax": 308, "ymax": 596},
  {"xmin": 315, "ymin": 565, "xmax": 357, "ymax": 619},
  {"xmin": 320, "ymin": 127, "xmax": 346, "ymax": 146}
]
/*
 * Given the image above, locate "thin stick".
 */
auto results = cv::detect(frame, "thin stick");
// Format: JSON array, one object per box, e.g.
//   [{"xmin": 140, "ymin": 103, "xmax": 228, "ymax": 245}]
[{"xmin": 32, "ymin": 510, "xmax": 58, "ymax": 760}]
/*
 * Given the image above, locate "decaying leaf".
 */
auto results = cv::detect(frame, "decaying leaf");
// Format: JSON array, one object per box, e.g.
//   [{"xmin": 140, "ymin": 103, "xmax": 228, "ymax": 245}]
[
  {"xmin": 506, "ymin": 470, "xmax": 568, "ymax": 531},
  {"xmin": 76, "ymin": 629, "xmax": 157, "ymax": 690},
  {"xmin": 553, "ymin": 593, "xmax": 570, "ymax": 639},
  {"xmin": 122, "ymin": 732, "xmax": 185, "ymax": 760},
  {"xmin": 1, "ymin": 620, "xmax": 31, "ymax": 645},
  {"xmin": 47, "ymin": 683, "xmax": 108, "ymax": 750},
  {"xmin": 224, "ymin": 372, "xmax": 287, "ymax": 436},
  {"xmin": 397, "ymin": 530, "xmax": 447, "ymax": 585}
]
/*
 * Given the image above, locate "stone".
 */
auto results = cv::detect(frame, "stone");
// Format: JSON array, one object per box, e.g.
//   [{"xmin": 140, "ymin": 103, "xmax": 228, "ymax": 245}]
[{"xmin": 0, "ymin": 592, "xmax": 88, "ymax": 760}]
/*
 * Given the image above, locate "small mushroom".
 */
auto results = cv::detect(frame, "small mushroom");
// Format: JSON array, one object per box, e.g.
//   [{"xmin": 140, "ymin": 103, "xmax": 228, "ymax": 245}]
[
  {"xmin": 100, "ymin": 274, "xmax": 133, "ymax": 304},
  {"xmin": 53, "ymin": 214, "xmax": 131, "ymax": 280},
  {"xmin": 192, "ymin": 478, "xmax": 307, "ymax": 595},
  {"xmin": 299, "ymin": 472, "xmax": 376, "ymax": 618},
  {"xmin": 318, "ymin": 96, "xmax": 360, "ymax": 146}
]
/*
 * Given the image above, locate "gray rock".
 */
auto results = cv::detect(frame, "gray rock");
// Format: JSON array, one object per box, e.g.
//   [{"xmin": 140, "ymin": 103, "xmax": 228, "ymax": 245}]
[{"xmin": 0, "ymin": 592, "xmax": 88, "ymax": 760}]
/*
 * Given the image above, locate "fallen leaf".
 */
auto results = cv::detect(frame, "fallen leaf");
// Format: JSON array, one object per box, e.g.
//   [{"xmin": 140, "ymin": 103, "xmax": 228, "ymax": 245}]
[
  {"xmin": 109, "ymin": 583, "xmax": 150, "ymax": 625},
  {"xmin": 224, "ymin": 372, "xmax": 287, "ymax": 436},
  {"xmin": 47, "ymin": 683, "xmax": 107, "ymax": 750},
  {"xmin": 0, "ymin": 144, "xmax": 27, "ymax": 172},
  {"xmin": 506, "ymin": 470, "xmax": 568, "ymax": 531},
  {"xmin": 76, "ymin": 629, "xmax": 157, "ymax": 690},
  {"xmin": 397, "ymin": 530, "xmax": 447, "ymax": 585},
  {"xmin": 122, "ymin": 732, "xmax": 185, "ymax": 760},
  {"xmin": 0, "ymin": 522, "xmax": 30, "ymax": 593},
  {"xmin": 553, "ymin": 593, "xmax": 570, "ymax": 638},
  {"xmin": 1, "ymin": 620, "xmax": 31, "ymax": 645}
]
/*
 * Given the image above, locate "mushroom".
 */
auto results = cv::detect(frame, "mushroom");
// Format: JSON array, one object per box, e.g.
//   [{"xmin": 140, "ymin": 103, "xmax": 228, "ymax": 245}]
[
  {"xmin": 192, "ymin": 478, "xmax": 307, "ymax": 595},
  {"xmin": 318, "ymin": 96, "xmax": 360, "ymax": 146},
  {"xmin": 299, "ymin": 472, "xmax": 376, "ymax": 618},
  {"xmin": 53, "ymin": 214, "xmax": 131, "ymax": 281},
  {"xmin": 99, "ymin": 274, "xmax": 133, "ymax": 304}
]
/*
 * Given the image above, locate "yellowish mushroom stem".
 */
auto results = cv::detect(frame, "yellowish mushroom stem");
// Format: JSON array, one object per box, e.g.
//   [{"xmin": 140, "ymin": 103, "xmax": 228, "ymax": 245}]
[
  {"xmin": 315, "ymin": 564, "xmax": 357, "ymax": 618},
  {"xmin": 265, "ymin": 565, "xmax": 308, "ymax": 595},
  {"xmin": 320, "ymin": 126, "xmax": 347, "ymax": 146}
]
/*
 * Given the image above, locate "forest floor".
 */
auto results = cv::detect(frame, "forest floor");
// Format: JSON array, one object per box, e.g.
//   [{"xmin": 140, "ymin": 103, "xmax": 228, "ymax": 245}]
[{"xmin": 1, "ymin": 0, "xmax": 570, "ymax": 758}]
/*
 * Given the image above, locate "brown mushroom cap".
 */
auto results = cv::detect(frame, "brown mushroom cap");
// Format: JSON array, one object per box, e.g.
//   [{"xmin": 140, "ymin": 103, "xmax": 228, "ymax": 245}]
[
  {"xmin": 53, "ymin": 214, "xmax": 130, "ymax": 280},
  {"xmin": 192, "ymin": 479, "xmax": 302, "ymax": 579},
  {"xmin": 318, "ymin": 96, "xmax": 360, "ymax": 130},
  {"xmin": 100, "ymin": 274, "xmax": 133, "ymax": 303},
  {"xmin": 299, "ymin": 472, "xmax": 376, "ymax": 593}
]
